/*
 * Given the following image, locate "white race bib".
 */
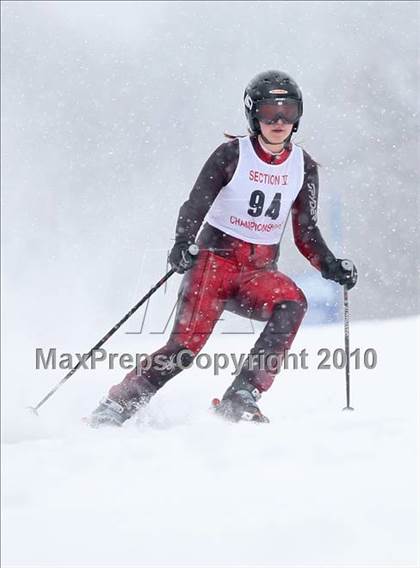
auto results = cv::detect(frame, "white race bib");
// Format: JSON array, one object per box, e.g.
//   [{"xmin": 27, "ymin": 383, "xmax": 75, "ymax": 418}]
[{"xmin": 206, "ymin": 137, "xmax": 304, "ymax": 245}]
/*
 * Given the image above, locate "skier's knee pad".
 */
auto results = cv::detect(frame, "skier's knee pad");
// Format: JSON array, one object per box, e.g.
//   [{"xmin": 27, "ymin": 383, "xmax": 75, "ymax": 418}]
[{"xmin": 271, "ymin": 297, "xmax": 307, "ymax": 329}]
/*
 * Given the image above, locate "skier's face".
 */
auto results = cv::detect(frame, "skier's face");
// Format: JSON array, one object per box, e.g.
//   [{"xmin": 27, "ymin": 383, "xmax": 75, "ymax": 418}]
[{"xmin": 259, "ymin": 119, "xmax": 294, "ymax": 146}]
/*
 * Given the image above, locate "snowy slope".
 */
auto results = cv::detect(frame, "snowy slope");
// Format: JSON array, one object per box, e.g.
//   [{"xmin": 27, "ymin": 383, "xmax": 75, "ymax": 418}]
[{"xmin": 2, "ymin": 316, "xmax": 419, "ymax": 568}]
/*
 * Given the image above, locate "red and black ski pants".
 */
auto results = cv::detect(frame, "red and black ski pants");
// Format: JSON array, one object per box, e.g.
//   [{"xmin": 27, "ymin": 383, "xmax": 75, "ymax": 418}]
[{"xmin": 109, "ymin": 236, "xmax": 307, "ymax": 403}]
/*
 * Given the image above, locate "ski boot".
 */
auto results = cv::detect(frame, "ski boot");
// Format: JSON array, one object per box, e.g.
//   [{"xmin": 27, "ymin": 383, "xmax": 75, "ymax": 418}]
[
  {"xmin": 212, "ymin": 387, "xmax": 269, "ymax": 424},
  {"xmin": 86, "ymin": 397, "xmax": 142, "ymax": 428},
  {"xmin": 87, "ymin": 377, "xmax": 158, "ymax": 428}
]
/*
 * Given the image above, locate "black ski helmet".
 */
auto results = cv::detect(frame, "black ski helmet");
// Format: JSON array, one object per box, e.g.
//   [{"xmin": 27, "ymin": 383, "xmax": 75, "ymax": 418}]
[{"xmin": 244, "ymin": 70, "xmax": 303, "ymax": 135}]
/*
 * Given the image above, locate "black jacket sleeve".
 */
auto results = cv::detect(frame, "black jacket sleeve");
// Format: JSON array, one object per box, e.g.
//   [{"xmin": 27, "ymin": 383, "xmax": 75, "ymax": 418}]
[
  {"xmin": 292, "ymin": 150, "xmax": 337, "ymax": 271},
  {"xmin": 174, "ymin": 139, "xmax": 239, "ymax": 244}
]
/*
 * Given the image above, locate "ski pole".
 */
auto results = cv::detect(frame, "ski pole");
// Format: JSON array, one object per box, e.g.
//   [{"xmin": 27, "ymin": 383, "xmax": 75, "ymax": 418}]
[
  {"xmin": 341, "ymin": 260, "xmax": 354, "ymax": 411},
  {"xmin": 29, "ymin": 244, "xmax": 199, "ymax": 414}
]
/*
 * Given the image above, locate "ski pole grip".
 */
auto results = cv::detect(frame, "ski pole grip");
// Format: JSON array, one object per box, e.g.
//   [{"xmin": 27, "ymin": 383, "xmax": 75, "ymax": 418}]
[
  {"xmin": 341, "ymin": 259, "xmax": 354, "ymax": 272},
  {"xmin": 187, "ymin": 244, "xmax": 200, "ymax": 257},
  {"xmin": 341, "ymin": 259, "xmax": 354, "ymax": 291},
  {"xmin": 178, "ymin": 243, "xmax": 200, "ymax": 271}
]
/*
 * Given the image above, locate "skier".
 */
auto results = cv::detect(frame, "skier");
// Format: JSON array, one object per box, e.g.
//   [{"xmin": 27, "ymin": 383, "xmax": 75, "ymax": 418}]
[{"xmin": 89, "ymin": 70, "xmax": 357, "ymax": 427}]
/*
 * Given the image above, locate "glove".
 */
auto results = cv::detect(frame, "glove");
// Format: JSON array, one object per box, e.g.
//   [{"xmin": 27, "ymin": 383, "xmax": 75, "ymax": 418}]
[
  {"xmin": 321, "ymin": 258, "xmax": 358, "ymax": 290},
  {"xmin": 169, "ymin": 242, "xmax": 199, "ymax": 274}
]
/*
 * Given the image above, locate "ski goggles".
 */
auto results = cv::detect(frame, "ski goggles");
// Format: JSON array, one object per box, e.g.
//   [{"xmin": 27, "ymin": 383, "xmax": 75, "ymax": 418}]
[{"xmin": 254, "ymin": 98, "xmax": 302, "ymax": 125}]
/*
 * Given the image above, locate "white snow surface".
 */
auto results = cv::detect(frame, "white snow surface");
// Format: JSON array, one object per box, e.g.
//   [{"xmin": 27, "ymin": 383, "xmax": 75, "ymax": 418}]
[{"xmin": 2, "ymin": 316, "xmax": 419, "ymax": 568}]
